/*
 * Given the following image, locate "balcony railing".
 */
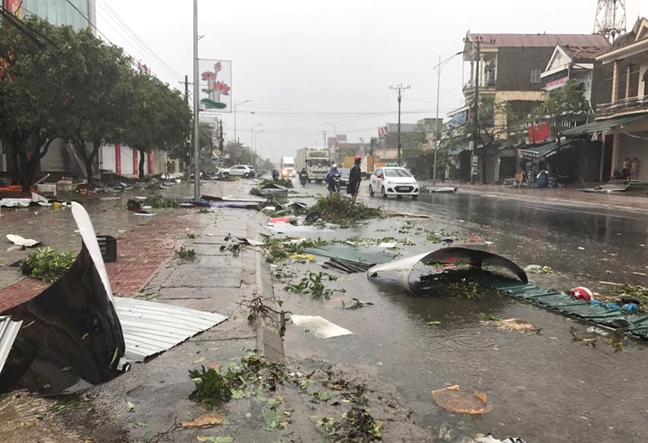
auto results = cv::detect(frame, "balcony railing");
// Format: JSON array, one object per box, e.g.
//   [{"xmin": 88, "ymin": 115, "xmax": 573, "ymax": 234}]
[
  {"xmin": 596, "ymin": 95, "xmax": 648, "ymax": 118},
  {"xmin": 463, "ymin": 79, "xmax": 496, "ymax": 92}
]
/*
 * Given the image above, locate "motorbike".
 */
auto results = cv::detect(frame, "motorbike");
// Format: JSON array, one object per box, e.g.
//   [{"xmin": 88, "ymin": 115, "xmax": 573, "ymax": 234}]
[
  {"xmin": 299, "ymin": 172, "xmax": 308, "ymax": 187},
  {"xmin": 327, "ymin": 172, "xmax": 341, "ymax": 193}
]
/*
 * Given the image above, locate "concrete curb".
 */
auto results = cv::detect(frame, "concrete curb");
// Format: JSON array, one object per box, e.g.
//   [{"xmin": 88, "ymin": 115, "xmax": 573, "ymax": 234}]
[{"xmin": 248, "ymin": 213, "xmax": 285, "ymax": 362}]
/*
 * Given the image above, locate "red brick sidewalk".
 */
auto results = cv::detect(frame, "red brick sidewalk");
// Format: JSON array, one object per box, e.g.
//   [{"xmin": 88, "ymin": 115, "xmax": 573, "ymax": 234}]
[{"xmin": 0, "ymin": 210, "xmax": 200, "ymax": 312}]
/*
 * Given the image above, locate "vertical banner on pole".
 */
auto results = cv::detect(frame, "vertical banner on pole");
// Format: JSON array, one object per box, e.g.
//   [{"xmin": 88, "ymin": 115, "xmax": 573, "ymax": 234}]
[{"xmin": 199, "ymin": 60, "xmax": 233, "ymax": 113}]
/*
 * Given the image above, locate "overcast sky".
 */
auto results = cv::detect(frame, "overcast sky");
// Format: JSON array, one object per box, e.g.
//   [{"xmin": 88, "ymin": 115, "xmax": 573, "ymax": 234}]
[{"xmin": 96, "ymin": 0, "xmax": 647, "ymax": 163}]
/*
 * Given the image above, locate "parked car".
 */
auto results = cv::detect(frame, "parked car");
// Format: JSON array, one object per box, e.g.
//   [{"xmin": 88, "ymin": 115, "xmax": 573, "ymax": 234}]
[
  {"xmin": 368, "ymin": 167, "xmax": 419, "ymax": 199},
  {"xmin": 221, "ymin": 165, "xmax": 255, "ymax": 178},
  {"xmin": 339, "ymin": 168, "xmax": 350, "ymax": 186}
]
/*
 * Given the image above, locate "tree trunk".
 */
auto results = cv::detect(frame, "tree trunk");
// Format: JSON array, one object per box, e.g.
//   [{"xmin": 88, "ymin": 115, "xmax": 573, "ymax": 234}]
[{"xmin": 138, "ymin": 149, "xmax": 146, "ymax": 179}]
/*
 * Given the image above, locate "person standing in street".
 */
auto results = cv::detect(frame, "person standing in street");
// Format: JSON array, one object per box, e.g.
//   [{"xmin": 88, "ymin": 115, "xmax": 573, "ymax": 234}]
[
  {"xmin": 630, "ymin": 158, "xmax": 639, "ymax": 181},
  {"xmin": 622, "ymin": 157, "xmax": 630, "ymax": 180},
  {"xmin": 347, "ymin": 155, "xmax": 362, "ymax": 205}
]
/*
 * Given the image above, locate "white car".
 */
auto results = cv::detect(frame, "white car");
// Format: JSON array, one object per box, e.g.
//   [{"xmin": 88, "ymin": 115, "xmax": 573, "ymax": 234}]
[
  {"xmin": 221, "ymin": 165, "xmax": 255, "ymax": 178},
  {"xmin": 369, "ymin": 167, "xmax": 419, "ymax": 199}
]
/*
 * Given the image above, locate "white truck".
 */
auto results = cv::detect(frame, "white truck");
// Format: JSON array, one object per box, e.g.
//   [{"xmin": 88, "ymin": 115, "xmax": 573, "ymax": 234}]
[
  {"xmin": 296, "ymin": 147, "xmax": 330, "ymax": 183},
  {"xmin": 280, "ymin": 156, "xmax": 296, "ymax": 178}
]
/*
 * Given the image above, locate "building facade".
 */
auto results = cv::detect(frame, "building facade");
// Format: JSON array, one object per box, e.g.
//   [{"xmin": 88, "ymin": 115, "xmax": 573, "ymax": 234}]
[
  {"xmin": 563, "ymin": 18, "xmax": 648, "ymax": 182},
  {"xmin": 455, "ymin": 32, "xmax": 611, "ymax": 183}
]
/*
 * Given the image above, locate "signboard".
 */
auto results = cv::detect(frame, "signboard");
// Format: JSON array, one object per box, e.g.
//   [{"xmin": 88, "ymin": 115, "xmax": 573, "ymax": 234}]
[
  {"xmin": 527, "ymin": 123, "xmax": 551, "ymax": 144},
  {"xmin": 199, "ymin": 59, "xmax": 232, "ymax": 113},
  {"xmin": 518, "ymin": 149, "xmax": 540, "ymax": 161},
  {"xmin": 470, "ymin": 154, "xmax": 479, "ymax": 176},
  {"xmin": 4, "ymin": 0, "xmax": 22, "ymax": 18}
]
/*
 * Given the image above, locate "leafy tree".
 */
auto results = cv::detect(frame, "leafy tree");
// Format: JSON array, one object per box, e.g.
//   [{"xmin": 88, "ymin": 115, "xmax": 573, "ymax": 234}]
[
  {"xmin": 531, "ymin": 80, "xmax": 590, "ymax": 137},
  {"xmin": 123, "ymin": 73, "xmax": 191, "ymax": 179},
  {"xmin": 57, "ymin": 29, "xmax": 133, "ymax": 185},
  {"xmin": 0, "ymin": 17, "xmax": 83, "ymax": 190}
]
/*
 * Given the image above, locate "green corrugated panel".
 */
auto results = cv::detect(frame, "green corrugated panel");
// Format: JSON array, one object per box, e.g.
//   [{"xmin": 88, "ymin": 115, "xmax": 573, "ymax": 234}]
[
  {"xmin": 485, "ymin": 280, "xmax": 648, "ymax": 338},
  {"xmin": 303, "ymin": 245, "xmax": 396, "ymax": 266}
]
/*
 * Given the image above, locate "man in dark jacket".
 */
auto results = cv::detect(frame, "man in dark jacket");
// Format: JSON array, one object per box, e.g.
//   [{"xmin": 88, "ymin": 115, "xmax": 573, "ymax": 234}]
[{"xmin": 347, "ymin": 155, "xmax": 362, "ymax": 205}]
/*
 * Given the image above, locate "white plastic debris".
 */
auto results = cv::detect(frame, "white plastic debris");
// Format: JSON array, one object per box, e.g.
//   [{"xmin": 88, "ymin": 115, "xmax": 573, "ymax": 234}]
[
  {"xmin": 6, "ymin": 234, "xmax": 41, "ymax": 248},
  {"xmin": 290, "ymin": 314, "xmax": 353, "ymax": 339}
]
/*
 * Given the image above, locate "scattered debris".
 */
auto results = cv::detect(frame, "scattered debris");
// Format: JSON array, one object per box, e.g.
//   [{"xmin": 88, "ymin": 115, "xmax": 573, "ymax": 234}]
[
  {"xmin": 307, "ymin": 193, "xmax": 382, "ymax": 227},
  {"xmin": 431, "ymin": 385, "xmax": 492, "ymax": 415},
  {"xmin": 381, "ymin": 210, "xmax": 429, "ymax": 219},
  {"xmin": 524, "ymin": 264, "xmax": 555, "ymax": 275},
  {"xmin": 368, "ymin": 247, "xmax": 527, "ymax": 294},
  {"xmin": 482, "ymin": 318, "xmax": 541, "ymax": 334},
  {"xmin": 323, "ymin": 258, "xmax": 373, "ymax": 274},
  {"xmin": 143, "ymin": 195, "xmax": 179, "ymax": 208},
  {"xmin": 290, "ymin": 314, "xmax": 353, "ymax": 339},
  {"xmin": 341, "ymin": 298, "xmax": 374, "ymax": 310},
  {"xmin": 20, "ymin": 247, "xmax": 76, "ymax": 283},
  {"xmin": 262, "ymin": 237, "xmax": 330, "ymax": 263},
  {"xmin": 476, "ymin": 435, "xmax": 527, "ymax": 443},
  {"xmin": 176, "ymin": 247, "xmax": 197, "ymax": 260},
  {"xmin": 284, "ymin": 272, "xmax": 339, "ymax": 300},
  {"xmin": 197, "ymin": 435, "xmax": 234, "ymax": 442},
  {"xmin": 7, "ymin": 234, "xmax": 41, "ymax": 248},
  {"xmin": 428, "ymin": 186, "xmax": 458, "ymax": 194}
]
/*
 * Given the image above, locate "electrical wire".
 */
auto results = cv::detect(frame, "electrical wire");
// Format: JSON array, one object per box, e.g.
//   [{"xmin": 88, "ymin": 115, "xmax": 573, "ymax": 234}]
[{"xmin": 96, "ymin": 0, "xmax": 183, "ymax": 81}]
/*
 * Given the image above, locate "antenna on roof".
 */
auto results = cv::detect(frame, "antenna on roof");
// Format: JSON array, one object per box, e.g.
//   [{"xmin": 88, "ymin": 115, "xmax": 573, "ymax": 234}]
[{"xmin": 594, "ymin": 0, "xmax": 627, "ymax": 42}]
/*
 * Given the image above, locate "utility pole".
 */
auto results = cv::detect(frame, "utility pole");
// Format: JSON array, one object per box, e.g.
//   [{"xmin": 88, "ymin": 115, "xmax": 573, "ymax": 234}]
[
  {"xmin": 464, "ymin": 35, "xmax": 493, "ymax": 184},
  {"xmin": 180, "ymin": 75, "xmax": 191, "ymax": 177},
  {"xmin": 390, "ymin": 84, "xmax": 410, "ymax": 166},
  {"xmin": 192, "ymin": 0, "xmax": 200, "ymax": 200},
  {"xmin": 432, "ymin": 51, "xmax": 463, "ymax": 184},
  {"xmin": 218, "ymin": 119, "xmax": 224, "ymax": 168}
]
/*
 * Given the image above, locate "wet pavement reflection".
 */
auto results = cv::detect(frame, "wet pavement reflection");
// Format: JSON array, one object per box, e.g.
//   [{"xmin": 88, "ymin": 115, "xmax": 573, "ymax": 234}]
[{"xmin": 279, "ymin": 182, "xmax": 648, "ymax": 443}]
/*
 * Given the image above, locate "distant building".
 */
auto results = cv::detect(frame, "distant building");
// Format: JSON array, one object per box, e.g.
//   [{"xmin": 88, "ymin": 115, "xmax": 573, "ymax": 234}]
[
  {"xmin": 454, "ymin": 31, "xmax": 611, "ymax": 182},
  {"xmin": 563, "ymin": 17, "xmax": 648, "ymax": 182},
  {"xmin": 21, "ymin": 0, "xmax": 97, "ymax": 31}
]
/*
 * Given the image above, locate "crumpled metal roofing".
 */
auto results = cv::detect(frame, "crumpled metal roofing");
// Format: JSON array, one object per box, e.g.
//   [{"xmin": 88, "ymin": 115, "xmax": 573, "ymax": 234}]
[
  {"xmin": 303, "ymin": 244, "xmax": 396, "ymax": 266},
  {"xmin": 0, "ymin": 316, "xmax": 22, "ymax": 375},
  {"xmin": 114, "ymin": 297, "xmax": 227, "ymax": 363}
]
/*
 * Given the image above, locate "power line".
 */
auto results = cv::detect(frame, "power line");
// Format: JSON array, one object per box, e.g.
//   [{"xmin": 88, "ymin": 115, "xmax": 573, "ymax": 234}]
[{"xmin": 96, "ymin": 0, "xmax": 182, "ymax": 81}]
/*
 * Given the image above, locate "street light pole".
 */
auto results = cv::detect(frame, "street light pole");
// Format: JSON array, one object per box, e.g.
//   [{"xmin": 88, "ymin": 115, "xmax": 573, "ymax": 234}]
[
  {"xmin": 233, "ymin": 99, "xmax": 251, "ymax": 147},
  {"xmin": 433, "ymin": 51, "xmax": 464, "ymax": 184},
  {"xmin": 192, "ymin": 0, "xmax": 200, "ymax": 200},
  {"xmin": 390, "ymin": 84, "xmax": 410, "ymax": 166},
  {"xmin": 250, "ymin": 123, "xmax": 263, "ymax": 164}
]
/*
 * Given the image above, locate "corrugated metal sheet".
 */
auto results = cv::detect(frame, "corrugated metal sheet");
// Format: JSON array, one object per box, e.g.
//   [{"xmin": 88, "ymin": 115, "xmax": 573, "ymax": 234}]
[
  {"xmin": 114, "ymin": 297, "xmax": 227, "ymax": 363},
  {"xmin": 0, "ymin": 316, "xmax": 23, "ymax": 375},
  {"xmin": 561, "ymin": 115, "xmax": 645, "ymax": 135},
  {"xmin": 303, "ymin": 244, "xmax": 396, "ymax": 266},
  {"xmin": 487, "ymin": 280, "xmax": 648, "ymax": 338}
]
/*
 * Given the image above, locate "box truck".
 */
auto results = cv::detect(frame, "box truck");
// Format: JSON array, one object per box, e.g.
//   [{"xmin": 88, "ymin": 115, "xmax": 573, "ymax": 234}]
[{"xmin": 296, "ymin": 147, "xmax": 330, "ymax": 183}]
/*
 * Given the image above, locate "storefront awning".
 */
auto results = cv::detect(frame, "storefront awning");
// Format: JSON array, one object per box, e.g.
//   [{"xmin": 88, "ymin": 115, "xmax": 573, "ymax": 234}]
[
  {"xmin": 561, "ymin": 115, "xmax": 646, "ymax": 136},
  {"xmin": 526, "ymin": 141, "xmax": 573, "ymax": 159}
]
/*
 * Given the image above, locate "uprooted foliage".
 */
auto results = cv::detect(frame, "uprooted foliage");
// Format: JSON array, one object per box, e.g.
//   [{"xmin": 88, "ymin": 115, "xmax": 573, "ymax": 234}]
[
  {"xmin": 598, "ymin": 284, "xmax": 648, "ymax": 313},
  {"xmin": 260, "ymin": 178, "xmax": 294, "ymax": 189},
  {"xmin": 144, "ymin": 195, "xmax": 179, "ymax": 208},
  {"xmin": 263, "ymin": 237, "xmax": 330, "ymax": 263},
  {"xmin": 284, "ymin": 271, "xmax": 341, "ymax": 300},
  {"xmin": 21, "ymin": 247, "xmax": 76, "ymax": 283},
  {"xmin": 188, "ymin": 353, "xmax": 385, "ymax": 440},
  {"xmin": 307, "ymin": 193, "xmax": 382, "ymax": 226}
]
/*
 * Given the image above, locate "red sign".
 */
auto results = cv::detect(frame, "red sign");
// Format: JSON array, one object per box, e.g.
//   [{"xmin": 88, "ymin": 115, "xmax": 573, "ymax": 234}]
[
  {"xmin": 4, "ymin": 0, "xmax": 22, "ymax": 18},
  {"xmin": 527, "ymin": 123, "xmax": 551, "ymax": 144}
]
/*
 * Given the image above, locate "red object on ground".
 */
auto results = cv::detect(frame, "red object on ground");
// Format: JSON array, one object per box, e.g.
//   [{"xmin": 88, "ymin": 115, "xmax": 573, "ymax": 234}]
[
  {"xmin": 467, "ymin": 237, "xmax": 486, "ymax": 243},
  {"xmin": 270, "ymin": 217, "xmax": 291, "ymax": 223},
  {"xmin": 570, "ymin": 287, "xmax": 593, "ymax": 301}
]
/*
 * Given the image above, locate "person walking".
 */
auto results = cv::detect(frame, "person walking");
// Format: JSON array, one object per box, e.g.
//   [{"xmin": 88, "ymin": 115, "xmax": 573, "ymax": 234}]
[
  {"xmin": 622, "ymin": 157, "xmax": 630, "ymax": 180},
  {"xmin": 347, "ymin": 155, "xmax": 362, "ymax": 205},
  {"xmin": 630, "ymin": 158, "xmax": 639, "ymax": 181}
]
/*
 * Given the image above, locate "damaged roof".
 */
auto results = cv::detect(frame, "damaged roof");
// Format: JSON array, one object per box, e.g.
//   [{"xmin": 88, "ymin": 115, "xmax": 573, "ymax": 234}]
[{"xmin": 560, "ymin": 44, "xmax": 611, "ymax": 61}]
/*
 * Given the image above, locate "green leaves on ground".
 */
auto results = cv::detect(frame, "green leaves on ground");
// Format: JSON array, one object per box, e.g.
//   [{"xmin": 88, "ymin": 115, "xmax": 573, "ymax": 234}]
[
  {"xmin": 189, "ymin": 367, "xmax": 233, "ymax": 407},
  {"xmin": 263, "ymin": 237, "xmax": 329, "ymax": 263},
  {"xmin": 144, "ymin": 195, "xmax": 179, "ymax": 209},
  {"xmin": 176, "ymin": 247, "xmax": 197, "ymax": 260},
  {"xmin": 307, "ymin": 193, "xmax": 382, "ymax": 227},
  {"xmin": 284, "ymin": 272, "xmax": 337, "ymax": 300},
  {"xmin": 260, "ymin": 178, "xmax": 294, "ymax": 189},
  {"xmin": 20, "ymin": 247, "xmax": 75, "ymax": 283},
  {"xmin": 341, "ymin": 299, "xmax": 374, "ymax": 310},
  {"xmin": 197, "ymin": 436, "xmax": 234, "ymax": 443},
  {"xmin": 313, "ymin": 408, "xmax": 383, "ymax": 443}
]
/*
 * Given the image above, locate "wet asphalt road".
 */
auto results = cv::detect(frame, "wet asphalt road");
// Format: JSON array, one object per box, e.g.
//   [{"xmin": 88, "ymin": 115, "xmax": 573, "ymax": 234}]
[{"xmin": 278, "ymin": 181, "xmax": 648, "ymax": 443}]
